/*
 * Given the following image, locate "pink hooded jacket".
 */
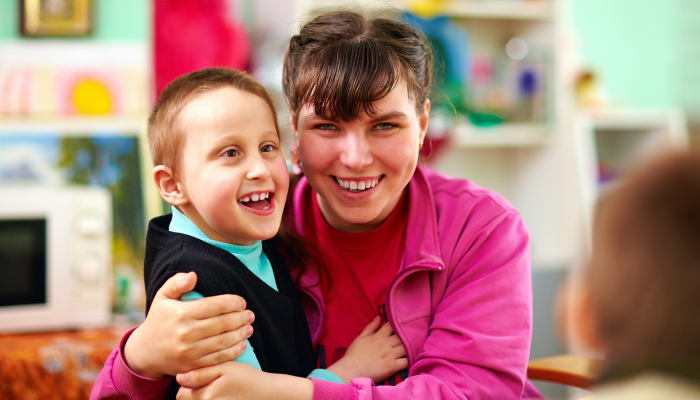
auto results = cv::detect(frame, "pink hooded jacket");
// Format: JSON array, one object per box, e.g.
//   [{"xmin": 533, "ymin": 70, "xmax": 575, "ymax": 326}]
[{"xmin": 90, "ymin": 165, "xmax": 540, "ymax": 400}]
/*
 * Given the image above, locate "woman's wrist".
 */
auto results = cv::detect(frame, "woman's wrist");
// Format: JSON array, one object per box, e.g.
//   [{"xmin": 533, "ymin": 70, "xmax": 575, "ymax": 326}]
[
  {"xmin": 123, "ymin": 325, "xmax": 166, "ymax": 379},
  {"xmin": 264, "ymin": 374, "xmax": 314, "ymax": 400}
]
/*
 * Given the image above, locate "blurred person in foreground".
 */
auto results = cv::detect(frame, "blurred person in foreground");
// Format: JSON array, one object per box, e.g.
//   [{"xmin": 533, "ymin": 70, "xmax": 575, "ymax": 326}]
[{"xmin": 573, "ymin": 151, "xmax": 700, "ymax": 399}]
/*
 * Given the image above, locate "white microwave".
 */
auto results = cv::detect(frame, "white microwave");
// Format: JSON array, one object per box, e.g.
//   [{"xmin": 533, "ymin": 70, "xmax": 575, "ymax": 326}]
[{"xmin": 0, "ymin": 186, "xmax": 112, "ymax": 333}]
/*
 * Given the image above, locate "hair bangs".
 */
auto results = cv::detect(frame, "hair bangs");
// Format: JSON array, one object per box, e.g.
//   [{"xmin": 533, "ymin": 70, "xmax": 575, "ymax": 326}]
[{"xmin": 295, "ymin": 39, "xmax": 404, "ymax": 121}]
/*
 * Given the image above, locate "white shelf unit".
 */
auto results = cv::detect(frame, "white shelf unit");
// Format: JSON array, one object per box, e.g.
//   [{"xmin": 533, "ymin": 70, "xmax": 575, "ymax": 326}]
[
  {"xmin": 573, "ymin": 108, "xmax": 689, "ymax": 250},
  {"xmin": 453, "ymin": 122, "xmax": 550, "ymax": 147}
]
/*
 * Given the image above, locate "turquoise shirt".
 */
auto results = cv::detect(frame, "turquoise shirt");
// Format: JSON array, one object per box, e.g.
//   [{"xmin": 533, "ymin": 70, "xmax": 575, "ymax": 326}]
[
  {"xmin": 170, "ymin": 206, "xmax": 270, "ymax": 370},
  {"xmin": 168, "ymin": 207, "xmax": 342, "ymax": 383}
]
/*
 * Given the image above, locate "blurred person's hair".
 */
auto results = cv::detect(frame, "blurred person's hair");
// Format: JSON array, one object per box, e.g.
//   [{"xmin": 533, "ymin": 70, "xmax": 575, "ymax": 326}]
[
  {"xmin": 283, "ymin": 9, "xmax": 433, "ymax": 122},
  {"xmin": 589, "ymin": 151, "xmax": 700, "ymax": 381},
  {"xmin": 147, "ymin": 67, "xmax": 280, "ymax": 176}
]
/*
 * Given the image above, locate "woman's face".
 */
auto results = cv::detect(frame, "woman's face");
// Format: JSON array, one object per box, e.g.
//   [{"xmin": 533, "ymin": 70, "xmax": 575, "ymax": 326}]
[{"xmin": 293, "ymin": 82, "xmax": 429, "ymax": 232}]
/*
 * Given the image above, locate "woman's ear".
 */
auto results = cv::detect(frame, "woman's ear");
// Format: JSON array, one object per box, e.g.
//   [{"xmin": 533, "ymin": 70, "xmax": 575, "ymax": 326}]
[
  {"xmin": 153, "ymin": 165, "xmax": 188, "ymax": 207},
  {"xmin": 289, "ymin": 115, "xmax": 299, "ymax": 143},
  {"xmin": 418, "ymin": 99, "xmax": 431, "ymax": 149}
]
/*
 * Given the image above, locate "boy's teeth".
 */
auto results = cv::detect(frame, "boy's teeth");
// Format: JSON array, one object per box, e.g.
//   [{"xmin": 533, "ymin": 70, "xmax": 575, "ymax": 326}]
[
  {"xmin": 252, "ymin": 194, "xmax": 259, "ymax": 201},
  {"xmin": 241, "ymin": 197, "xmax": 250, "ymax": 202}
]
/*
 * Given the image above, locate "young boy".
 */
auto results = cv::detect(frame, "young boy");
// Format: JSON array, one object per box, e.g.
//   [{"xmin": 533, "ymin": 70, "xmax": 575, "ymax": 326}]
[
  {"xmin": 141, "ymin": 67, "xmax": 405, "ymax": 398},
  {"xmin": 574, "ymin": 152, "xmax": 700, "ymax": 399}
]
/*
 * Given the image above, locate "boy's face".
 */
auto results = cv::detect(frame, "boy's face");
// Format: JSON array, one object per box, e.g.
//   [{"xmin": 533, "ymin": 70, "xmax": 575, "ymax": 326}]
[{"xmin": 175, "ymin": 87, "xmax": 288, "ymax": 245}]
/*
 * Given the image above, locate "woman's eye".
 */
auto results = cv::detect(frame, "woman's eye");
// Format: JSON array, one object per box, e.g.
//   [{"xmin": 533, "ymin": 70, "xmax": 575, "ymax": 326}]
[
  {"xmin": 260, "ymin": 144, "xmax": 276, "ymax": 153},
  {"xmin": 223, "ymin": 149, "xmax": 239, "ymax": 157},
  {"xmin": 375, "ymin": 122, "xmax": 397, "ymax": 131},
  {"xmin": 316, "ymin": 123, "xmax": 337, "ymax": 130}
]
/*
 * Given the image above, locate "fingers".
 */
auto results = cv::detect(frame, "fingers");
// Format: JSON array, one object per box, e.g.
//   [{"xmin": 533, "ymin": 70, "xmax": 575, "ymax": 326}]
[
  {"xmin": 190, "ymin": 309, "xmax": 254, "ymax": 341},
  {"xmin": 188, "ymin": 294, "xmax": 249, "ymax": 320},
  {"xmin": 376, "ymin": 320, "xmax": 395, "ymax": 336},
  {"xmin": 359, "ymin": 315, "xmax": 382, "ymax": 337},
  {"xmin": 177, "ymin": 363, "xmax": 225, "ymax": 389},
  {"xmin": 158, "ymin": 272, "xmax": 198, "ymax": 300},
  {"xmin": 176, "ymin": 387, "xmax": 193, "ymax": 400},
  {"xmin": 195, "ymin": 340, "xmax": 248, "ymax": 368},
  {"xmin": 393, "ymin": 344, "xmax": 407, "ymax": 358},
  {"xmin": 387, "ymin": 334, "xmax": 403, "ymax": 348},
  {"xmin": 395, "ymin": 357, "xmax": 409, "ymax": 372},
  {"xmin": 197, "ymin": 323, "xmax": 253, "ymax": 354}
]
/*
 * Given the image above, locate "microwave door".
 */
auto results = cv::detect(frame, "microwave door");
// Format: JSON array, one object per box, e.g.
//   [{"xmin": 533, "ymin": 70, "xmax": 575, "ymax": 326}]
[{"xmin": 0, "ymin": 219, "xmax": 47, "ymax": 308}]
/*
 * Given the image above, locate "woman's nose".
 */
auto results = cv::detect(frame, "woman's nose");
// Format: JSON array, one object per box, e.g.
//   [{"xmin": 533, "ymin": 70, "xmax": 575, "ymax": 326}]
[{"xmin": 338, "ymin": 133, "xmax": 373, "ymax": 171}]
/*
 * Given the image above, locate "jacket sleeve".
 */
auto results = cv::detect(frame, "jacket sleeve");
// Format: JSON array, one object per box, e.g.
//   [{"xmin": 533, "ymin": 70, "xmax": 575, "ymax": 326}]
[
  {"xmin": 311, "ymin": 210, "xmax": 539, "ymax": 400},
  {"xmin": 89, "ymin": 327, "xmax": 173, "ymax": 400}
]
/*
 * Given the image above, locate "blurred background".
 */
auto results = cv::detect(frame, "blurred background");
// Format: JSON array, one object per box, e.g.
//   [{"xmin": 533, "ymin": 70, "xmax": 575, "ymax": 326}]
[{"xmin": 0, "ymin": 0, "xmax": 698, "ymax": 398}]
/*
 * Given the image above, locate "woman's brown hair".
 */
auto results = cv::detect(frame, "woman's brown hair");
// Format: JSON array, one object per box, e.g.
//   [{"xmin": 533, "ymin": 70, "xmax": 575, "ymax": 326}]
[{"xmin": 283, "ymin": 10, "xmax": 434, "ymax": 122}]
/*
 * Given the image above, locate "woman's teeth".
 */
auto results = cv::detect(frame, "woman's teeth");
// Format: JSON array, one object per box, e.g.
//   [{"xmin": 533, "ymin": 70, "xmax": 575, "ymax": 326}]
[{"xmin": 335, "ymin": 177, "xmax": 379, "ymax": 192}]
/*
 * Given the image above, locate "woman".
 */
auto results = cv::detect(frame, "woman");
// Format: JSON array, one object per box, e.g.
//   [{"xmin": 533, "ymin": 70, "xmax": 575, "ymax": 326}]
[{"xmin": 92, "ymin": 10, "xmax": 539, "ymax": 400}]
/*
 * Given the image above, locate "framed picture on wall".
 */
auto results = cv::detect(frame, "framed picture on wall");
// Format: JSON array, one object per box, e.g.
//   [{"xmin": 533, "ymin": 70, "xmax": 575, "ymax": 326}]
[{"xmin": 20, "ymin": 0, "xmax": 93, "ymax": 37}]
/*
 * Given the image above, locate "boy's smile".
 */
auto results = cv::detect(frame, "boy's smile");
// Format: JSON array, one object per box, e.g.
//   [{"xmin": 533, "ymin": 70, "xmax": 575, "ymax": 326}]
[{"xmin": 168, "ymin": 87, "xmax": 289, "ymax": 245}]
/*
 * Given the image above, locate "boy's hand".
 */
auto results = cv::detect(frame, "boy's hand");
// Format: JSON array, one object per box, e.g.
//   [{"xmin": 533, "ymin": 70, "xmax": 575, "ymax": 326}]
[
  {"xmin": 326, "ymin": 316, "xmax": 408, "ymax": 384},
  {"xmin": 124, "ymin": 272, "xmax": 255, "ymax": 378}
]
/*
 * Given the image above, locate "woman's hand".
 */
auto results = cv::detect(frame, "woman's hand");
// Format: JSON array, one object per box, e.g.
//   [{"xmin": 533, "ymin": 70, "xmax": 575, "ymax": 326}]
[
  {"xmin": 124, "ymin": 272, "xmax": 255, "ymax": 378},
  {"xmin": 327, "ymin": 315, "xmax": 408, "ymax": 384},
  {"xmin": 176, "ymin": 362, "xmax": 313, "ymax": 400}
]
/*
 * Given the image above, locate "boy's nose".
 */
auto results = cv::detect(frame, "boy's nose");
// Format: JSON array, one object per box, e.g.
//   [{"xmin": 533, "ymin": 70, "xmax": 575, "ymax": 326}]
[{"xmin": 246, "ymin": 155, "xmax": 272, "ymax": 180}]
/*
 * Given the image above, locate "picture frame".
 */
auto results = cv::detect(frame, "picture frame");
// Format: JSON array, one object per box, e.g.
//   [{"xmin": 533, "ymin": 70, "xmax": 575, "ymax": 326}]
[{"xmin": 20, "ymin": 0, "xmax": 93, "ymax": 37}]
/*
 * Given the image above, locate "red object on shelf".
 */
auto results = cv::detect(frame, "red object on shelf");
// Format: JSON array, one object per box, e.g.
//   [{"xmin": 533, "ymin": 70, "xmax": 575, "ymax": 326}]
[{"xmin": 154, "ymin": 0, "xmax": 250, "ymax": 100}]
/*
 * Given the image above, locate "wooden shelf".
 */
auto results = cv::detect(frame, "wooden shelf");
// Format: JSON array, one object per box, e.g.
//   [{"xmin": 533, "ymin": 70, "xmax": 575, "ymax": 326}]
[
  {"xmin": 0, "ymin": 116, "xmax": 146, "ymax": 135},
  {"xmin": 452, "ymin": 122, "xmax": 550, "ymax": 147}
]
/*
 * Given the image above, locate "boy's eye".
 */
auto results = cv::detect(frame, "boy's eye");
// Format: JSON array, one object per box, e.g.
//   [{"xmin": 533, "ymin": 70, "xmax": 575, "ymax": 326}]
[
  {"xmin": 223, "ymin": 149, "xmax": 239, "ymax": 157},
  {"xmin": 374, "ymin": 122, "xmax": 397, "ymax": 131},
  {"xmin": 260, "ymin": 144, "xmax": 275, "ymax": 153}
]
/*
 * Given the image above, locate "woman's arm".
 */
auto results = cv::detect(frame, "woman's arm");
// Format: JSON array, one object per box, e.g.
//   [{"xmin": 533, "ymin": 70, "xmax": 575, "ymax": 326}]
[
  {"xmin": 90, "ymin": 273, "xmax": 254, "ymax": 400},
  {"xmin": 176, "ymin": 211, "xmax": 537, "ymax": 400}
]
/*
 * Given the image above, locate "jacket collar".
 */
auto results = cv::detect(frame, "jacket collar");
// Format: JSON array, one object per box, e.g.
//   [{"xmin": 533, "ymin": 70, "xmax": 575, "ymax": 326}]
[{"xmin": 402, "ymin": 165, "xmax": 445, "ymax": 271}]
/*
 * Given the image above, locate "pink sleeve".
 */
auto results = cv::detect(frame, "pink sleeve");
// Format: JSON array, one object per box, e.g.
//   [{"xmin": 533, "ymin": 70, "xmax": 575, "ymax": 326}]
[
  {"xmin": 90, "ymin": 327, "xmax": 174, "ymax": 400},
  {"xmin": 312, "ymin": 211, "xmax": 541, "ymax": 400}
]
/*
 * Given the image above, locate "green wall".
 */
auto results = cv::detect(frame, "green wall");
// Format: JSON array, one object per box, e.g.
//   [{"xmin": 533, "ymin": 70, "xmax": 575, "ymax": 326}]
[
  {"xmin": 572, "ymin": 0, "xmax": 699, "ymax": 112},
  {"xmin": 0, "ymin": 0, "xmax": 149, "ymax": 41}
]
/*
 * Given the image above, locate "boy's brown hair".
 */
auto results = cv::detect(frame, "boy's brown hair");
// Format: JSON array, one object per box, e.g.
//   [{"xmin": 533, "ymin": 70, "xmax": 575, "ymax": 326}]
[
  {"xmin": 589, "ymin": 152, "xmax": 700, "ymax": 380},
  {"xmin": 147, "ymin": 67, "xmax": 280, "ymax": 175}
]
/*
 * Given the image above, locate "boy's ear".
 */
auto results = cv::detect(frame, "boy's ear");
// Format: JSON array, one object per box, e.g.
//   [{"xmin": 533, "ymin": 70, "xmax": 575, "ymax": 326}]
[
  {"xmin": 153, "ymin": 165, "xmax": 188, "ymax": 206},
  {"xmin": 418, "ymin": 99, "xmax": 430, "ymax": 149}
]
